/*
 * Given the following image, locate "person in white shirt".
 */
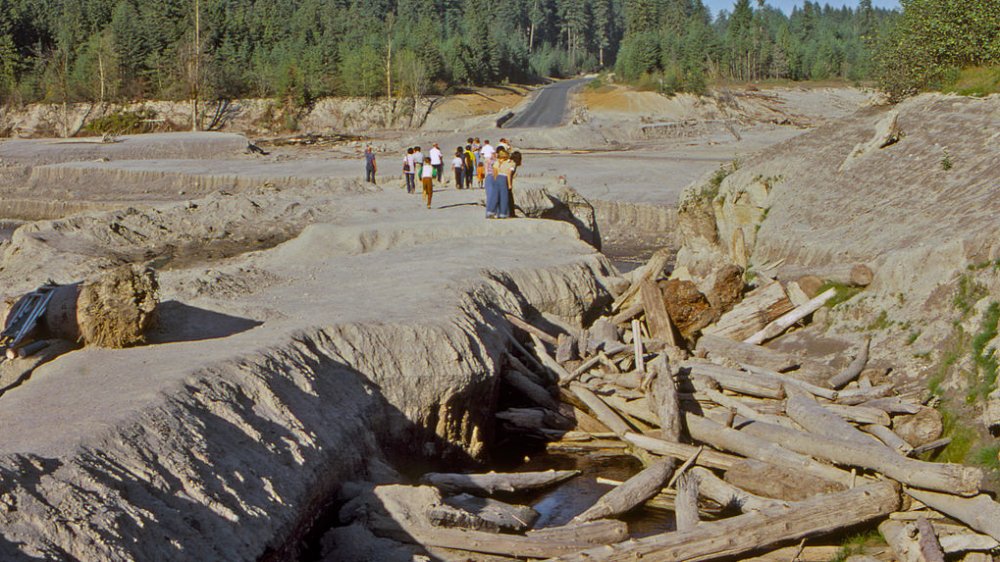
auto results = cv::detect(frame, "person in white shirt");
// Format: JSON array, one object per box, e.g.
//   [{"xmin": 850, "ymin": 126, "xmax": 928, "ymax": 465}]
[
  {"xmin": 452, "ymin": 149, "xmax": 465, "ymax": 189},
  {"xmin": 412, "ymin": 146, "xmax": 424, "ymax": 180},
  {"xmin": 429, "ymin": 143, "xmax": 444, "ymax": 183},
  {"xmin": 480, "ymin": 140, "xmax": 495, "ymax": 164}
]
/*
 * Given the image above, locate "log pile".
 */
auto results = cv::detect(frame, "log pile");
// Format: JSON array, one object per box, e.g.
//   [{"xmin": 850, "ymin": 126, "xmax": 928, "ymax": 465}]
[
  {"xmin": 475, "ymin": 255, "xmax": 999, "ymax": 562},
  {"xmin": 336, "ymin": 254, "xmax": 998, "ymax": 561}
]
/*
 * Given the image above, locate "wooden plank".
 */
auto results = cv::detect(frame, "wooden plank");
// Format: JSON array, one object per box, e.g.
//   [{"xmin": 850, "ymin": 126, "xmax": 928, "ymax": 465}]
[{"xmin": 640, "ymin": 279, "xmax": 677, "ymax": 346}]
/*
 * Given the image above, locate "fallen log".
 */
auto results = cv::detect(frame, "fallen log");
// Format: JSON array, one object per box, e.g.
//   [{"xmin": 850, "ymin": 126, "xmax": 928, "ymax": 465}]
[
  {"xmin": 740, "ymin": 545, "xmax": 841, "ymax": 562},
  {"xmin": 828, "ymin": 337, "xmax": 871, "ymax": 389},
  {"xmin": 738, "ymin": 421, "xmax": 984, "ymax": 496},
  {"xmin": 863, "ymin": 424, "xmax": 914, "ymax": 455},
  {"xmin": 547, "ymin": 440, "xmax": 628, "ymax": 453},
  {"xmin": 689, "ymin": 466, "xmax": 785, "ymax": 512},
  {"xmin": 603, "ymin": 394, "xmax": 659, "ymax": 427},
  {"xmin": 826, "ymin": 403, "xmax": 892, "ymax": 426},
  {"xmin": 422, "ymin": 470, "xmax": 580, "ymax": 495},
  {"xmin": 785, "ymin": 392, "xmax": 873, "ymax": 445},
  {"xmin": 675, "ymin": 473, "xmax": 700, "ymax": 531},
  {"xmin": 862, "ymin": 397, "xmax": 922, "ymax": 415},
  {"xmin": 443, "ymin": 494, "xmax": 538, "ymax": 532},
  {"xmin": 610, "ymin": 302, "xmax": 643, "ymax": 325},
  {"xmin": 683, "ymin": 361, "xmax": 785, "ymax": 399},
  {"xmin": 744, "ymin": 288, "xmax": 836, "ymax": 345},
  {"xmin": 910, "ymin": 438, "xmax": 951, "ymax": 456},
  {"xmin": 702, "ymin": 388, "xmax": 799, "ymax": 429},
  {"xmin": 904, "ymin": 489, "xmax": 1000, "ymax": 541},
  {"xmin": 532, "ymin": 334, "xmax": 574, "ymax": 382},
  {"xmin": 389, "ymin": 520, "xmax": 627, "ymax": 558},
  {"xmin": 685, "ymin": 414, "xmax": 854, "ymax": 486},
  {"xmin": 547, "ymin": 480, "xmax": 901, "ymax": 562},
  {"xmin": 575, "ymin": 459, "xmax": 675, "ymax": 522},
  {"xmin": 569, "ymin": 382, "xmax": 632, "ymax": 437},
  {"xmin": 739, "ymin": 362, "xmax": 839, "ymax": 400},
  {"xmin": 497, "ymin": 408, "xmax": 573, "ymax": 431},
  {"xmin": 506, "ymin": 313, "xmax": 558, "ymax": 345},
  {"xmin": 936, "ymin": 529, "xmax": 1000, "ymax": 554},
  {"xmin": 526, "ymin": 519, "xmax": 630, "ymax": 546},
  {"xmin": 703, "ymin": 281, "xmax": 792, "ymax": 342},
  {"xmin": 506, "ymin": 353, "xmax": 546, "ymax": 386},
  {"xmin": 723, "ymin": 458, "xmax": 846, "ymax": 502},
  {"xmin": 631, "ymin": 319, "xmax": 645, "ymax": 373},
  {"xmin": 649, "ymin": 355, "xmax": 681, "ymax": 441},
  {"xmin": 503, "ymin": 369, "xmax": 560, "ymax": 411},
  {"xmin": 505, "ymin": 333, "xmax": 550, "ymax": 378},
  {"xmin": 561, "ymin": 353, "xmax": 603, "ymax": 386},
  {"xmin": 696, "ymin": 334, "xmax": 800, "ymax": 372},
  {"xmin": 880, "ymin": 518, "xmax": 946, "ymax": 562},
  {"xmin": 623, "ymin": 432, "xmax": 739, "ymax": 471},
  {"xmin": 836, "ymin": 384, "xmax": 894, "ymax": 405}
]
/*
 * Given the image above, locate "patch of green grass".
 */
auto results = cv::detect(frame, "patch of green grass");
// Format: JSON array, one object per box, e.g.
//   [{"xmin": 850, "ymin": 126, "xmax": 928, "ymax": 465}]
[
  {"xmin": 831, "ymin": 529, "xmax": 885, "ymax": 562},
  {"xmin": 934, "ymin": 406, "xmax": 979, "ymax": 464},
  {"xmin": 972, "ymin": 444, "xmax": 1000, "ymax": 472},
  {"xmin": 906, "ymin": 329, "xmax": 922, "ymax": 346},
  {"xmin": 968, "ymin": 301, "xmax": 1000, "ymax": 400},
  {"xmin": 953, "ymin": 274, "xmax": 988, "ymax": 316},
  {"xmin": 941, "ymin": 66, "xmax": 1000, "ymax": 97},
  {"xmin": 967, "ymin": 259, "xmax": 1000, "ymax": 272},
  {"xmin": 818, "ymin": 281, "xmax": 863, "ymax": 309},
  {"xmin": 940, "ymin": 151, "xmax": 953, "ymax": 171},
  {"xmin": 866, "ymin": 309, "xmax": 892, "ymax": 331},
  {"xmin": 701, "ymin": 159, "xmax": 740, "ymax": 200}
]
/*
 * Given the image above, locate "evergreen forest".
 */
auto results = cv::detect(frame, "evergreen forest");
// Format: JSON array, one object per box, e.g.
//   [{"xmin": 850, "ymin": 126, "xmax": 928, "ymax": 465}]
[{"xmin": 0, "ymin": 0, "xmax": 996, "ymax": 105}]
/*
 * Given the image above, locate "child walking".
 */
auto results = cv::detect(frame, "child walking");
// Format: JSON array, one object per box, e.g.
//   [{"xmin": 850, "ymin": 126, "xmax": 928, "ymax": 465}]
[{"xmin": 421, "ymin": 156, "xmax": 434, "ymax": 208}]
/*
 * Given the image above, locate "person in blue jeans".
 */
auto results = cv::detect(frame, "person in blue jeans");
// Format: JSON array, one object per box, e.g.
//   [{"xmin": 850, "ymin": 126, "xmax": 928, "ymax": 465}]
[
  {"xmin": 484, "ymin": 163, "xmax": 496, "ymax": 218},
  {"xmin": 364, "ymin": 146, "xmax": 377, "ymax": 183},
  {"xmin": 486, "ymin": 148, "xmax": 516, "ymax": 218}
]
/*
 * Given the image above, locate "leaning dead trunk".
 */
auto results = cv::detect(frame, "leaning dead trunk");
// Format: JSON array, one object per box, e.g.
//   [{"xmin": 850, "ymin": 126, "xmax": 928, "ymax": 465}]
[{"xmin": 574, "ymin": 459, "xmax": 674, "ymax": 522}]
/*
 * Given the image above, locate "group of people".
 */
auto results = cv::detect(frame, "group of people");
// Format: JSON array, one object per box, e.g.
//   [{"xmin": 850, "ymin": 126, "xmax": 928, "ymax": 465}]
[{"xmin": 364, "ymin": 137, "xmax": 520, "ymax": 219}]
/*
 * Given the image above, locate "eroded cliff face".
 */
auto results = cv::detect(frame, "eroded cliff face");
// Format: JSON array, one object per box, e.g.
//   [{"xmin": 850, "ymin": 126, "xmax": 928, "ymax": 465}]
[
  {"xmin": 673, "ymin": 93, "xmax": 1000, "ymax": 406},
  {"xmin": 0, "ymin": 179, "xmax": 615, "ymax": 560}
]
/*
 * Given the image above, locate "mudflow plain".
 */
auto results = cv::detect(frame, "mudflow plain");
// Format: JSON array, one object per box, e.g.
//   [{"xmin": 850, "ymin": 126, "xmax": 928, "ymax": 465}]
[{"xmin": 0, "ymin": 81, "xmax": 998, "ymax": 561}]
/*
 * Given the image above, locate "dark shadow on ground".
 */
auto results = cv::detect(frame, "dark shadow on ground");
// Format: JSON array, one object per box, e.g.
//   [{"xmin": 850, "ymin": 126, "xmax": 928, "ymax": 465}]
[{"xmin": 147, "ymin": 300, "xmax": 263, "ymax": 344}]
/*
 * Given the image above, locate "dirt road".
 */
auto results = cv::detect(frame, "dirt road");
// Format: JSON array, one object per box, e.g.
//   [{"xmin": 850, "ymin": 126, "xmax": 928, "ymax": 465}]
[{"xmin": 505, "ymin": 78, "xmax": 592, "ymax": 128}]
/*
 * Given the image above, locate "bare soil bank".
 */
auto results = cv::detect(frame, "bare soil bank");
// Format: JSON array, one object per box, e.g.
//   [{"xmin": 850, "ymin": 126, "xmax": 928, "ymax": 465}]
[
  {"xmin": 0, "ymin": 169, "xmax": 623, "ymax": 559},
  {"xmin": 675, "ymin": 93, "xmax": 1000, "ymax": 441}
]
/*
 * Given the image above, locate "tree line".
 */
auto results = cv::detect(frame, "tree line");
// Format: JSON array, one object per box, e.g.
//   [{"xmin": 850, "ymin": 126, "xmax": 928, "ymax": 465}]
[{"xmin": 0, "ymin": 0, "xmax": 995, "ymax": 106}]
